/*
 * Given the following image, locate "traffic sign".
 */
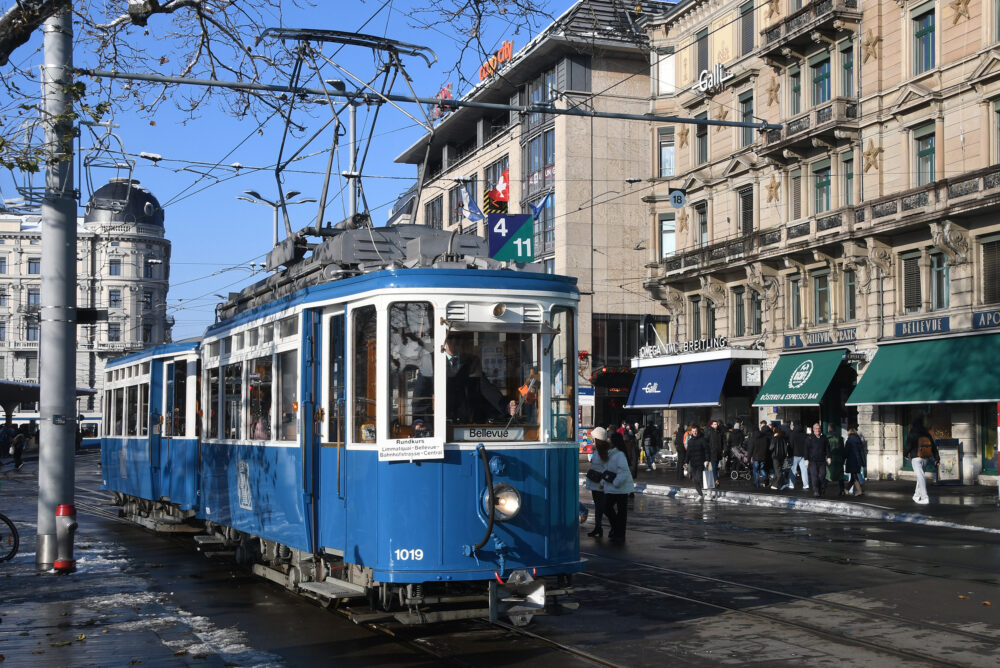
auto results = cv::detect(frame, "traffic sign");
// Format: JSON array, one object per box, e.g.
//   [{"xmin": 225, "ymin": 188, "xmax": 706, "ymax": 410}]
[
  {"xmin": 668, "ymin": 189, "xmax": 686, "ymax": 209},
  {"xmin": 488, "ymin": 213, "xmax": 534, "ymax": 262}
]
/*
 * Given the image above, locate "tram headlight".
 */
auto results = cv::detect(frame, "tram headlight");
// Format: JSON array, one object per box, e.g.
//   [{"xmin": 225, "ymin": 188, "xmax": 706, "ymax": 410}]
[{"xmin": 484, "ymin": 483, "xmax": 522, "ymax": 521}]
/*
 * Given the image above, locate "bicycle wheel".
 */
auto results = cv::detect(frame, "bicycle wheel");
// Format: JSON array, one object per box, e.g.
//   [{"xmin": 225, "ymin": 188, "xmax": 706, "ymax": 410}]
[{"xmin": 0, "ymin": 512, "xmax": 19, "ymax": 562}]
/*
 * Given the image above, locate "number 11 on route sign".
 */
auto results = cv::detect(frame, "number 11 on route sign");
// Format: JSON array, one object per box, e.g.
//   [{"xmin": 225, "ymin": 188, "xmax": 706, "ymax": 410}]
[{"xmin": 488, "ymin": 213, "xmax": 534, "ymax": 262}]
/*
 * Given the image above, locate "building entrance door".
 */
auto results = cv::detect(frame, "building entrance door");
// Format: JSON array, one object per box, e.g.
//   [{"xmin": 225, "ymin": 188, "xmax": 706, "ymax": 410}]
[{"xmin": 982, "ymin": 403, "xmax": 998, "ymax": 476}]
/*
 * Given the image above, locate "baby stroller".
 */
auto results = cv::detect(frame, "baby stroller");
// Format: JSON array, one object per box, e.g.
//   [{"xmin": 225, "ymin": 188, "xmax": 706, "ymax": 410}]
[{"xmin": 726, "ymin": 444, "xmax": 753, "ymax": 481}]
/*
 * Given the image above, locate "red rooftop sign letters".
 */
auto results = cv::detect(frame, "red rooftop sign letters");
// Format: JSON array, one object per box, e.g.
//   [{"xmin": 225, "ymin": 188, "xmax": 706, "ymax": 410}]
[{"xmin": 479, "ymin": 41, "xmax": 514, "ymax": 81}]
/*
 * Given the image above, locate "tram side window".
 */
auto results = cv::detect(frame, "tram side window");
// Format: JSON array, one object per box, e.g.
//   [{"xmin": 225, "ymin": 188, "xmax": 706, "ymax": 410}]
[
  {"xmin": 126, "ymin": 385, "xmax": 138, "ymax": 436},
  {"xmin": 208, "ymin": 367, "xmax": 220, "ymax": 439},
  {"xmin": 103, "ymin": 390, "xmax": 112, "ymax": 436},
  {"xmin": 248, "ymin": 355, "xmax": 273, "ymax": 440},
  {"xmin": 353, "ymin": 305, "xmax": 377, "ymax": 442},
  {"xmin": 139, "ymin": 382, "xmax": 149, "ymax": 436},
  {"xmin": 277, "ymin": 350, "xmax": 297, "ymax": 441},
  {"xmin": 328, "ymin": 314, "xmax": 345, "ymax": 445},
  {"xmin": 550, "ymin": 307, "xmax": 576, "ymax": 441},
  {"xmin": 167, "ymin": 361, "xmax": 187, "ymax": 437},
  {"xmin": 388, "ymin": 302, "xmax": 434, "ymax": 438},
  {"xmin": 113, "ymin": 388, "xmax": 124, "ymax": 436},
  {"xmin": 223, "ymin": 362, "xmax": 243, "ymax": 439}
]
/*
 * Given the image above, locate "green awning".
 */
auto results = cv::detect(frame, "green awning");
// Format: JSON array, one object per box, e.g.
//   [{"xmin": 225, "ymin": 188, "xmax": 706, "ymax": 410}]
[
  {"xmin": 847, "ymin": 334, "xmax": 1000, "ymax": 405},
  {"xmin": 753, "ymin": 349, "xmax": 846, "ymax": 406}
]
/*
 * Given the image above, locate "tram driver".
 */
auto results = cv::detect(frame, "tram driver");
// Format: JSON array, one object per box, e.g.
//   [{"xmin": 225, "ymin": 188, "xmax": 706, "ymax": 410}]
[{"xmin": 444, "ymin": 332, "xmax": 505, "ymax": 423}]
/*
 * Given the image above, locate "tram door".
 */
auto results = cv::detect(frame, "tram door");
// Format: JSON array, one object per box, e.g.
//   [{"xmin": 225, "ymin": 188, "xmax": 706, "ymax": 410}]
[{"xmin": 317, "ymin": 310, "xmax": 349, "ymax": 552}]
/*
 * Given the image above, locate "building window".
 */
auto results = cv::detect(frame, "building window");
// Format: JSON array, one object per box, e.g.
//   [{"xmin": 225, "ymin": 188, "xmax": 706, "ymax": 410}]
[
  {"xmin": 750, "ymin": 291, "xmax": 763, "ymax": 335},
  {"xmin": 26, "ymin": 321, "xmax": 39, "ymax": 341},
  {"xmin": 525, "ymin": 128, "xmax": 555, "ymax": 195},
  {"xmin": 930, "ymin": 252, "xmax": 949, "ymax": 311},
  {"xmin": 813, "ymin": 160, "xmax": 831, "ymax": 213},
  {"xmin": 109, "ymin": 258, "xmax": 121, "ymax": 276},
  {"xmin": 690, "ymin": 297, "xmax": 702, "ymax": 340},
  {"xmin": 739, "ymin": 91, "xmax": 754, "ymax": 147},
  {"xmin": 732, "ymin": 288, "xmax": 746, "ymax": 337},
  {"xmin": 985, "ymin": 239, "xmax": 1000, "ymax": 304},
  {"xmin": 109, "ymin": 289, "xmax": 122, "ymax": 309},
  {"xmin": 844, "ymin": 269, "xmax": 857, "ymax": 321},
  {"xmin": 0, "ymin": 322, "xmax": 5, "ymax": 341},
  {"xmin": 448, "ymin": 183, "xmax": 464, "ymax": 227},
  {"xmin": 27, "ymin": 288, "xmax": 39, "ymax": 306},
  {"xmin": 144, "ymin": 261, "xmax": 154, "ymax": 278},
  {"xmin": 527, "ymin": 68, "xmax": 556, "ymax": 127},
  {"xmin": 790, "ymin": 169, "xmax": 802, "ymax": 219},
  {"xmin": 0, "ymin": 255, "xmax": 6, "ymax": 274},
  {"xmin": 841, "ymin": 41, "xmax": 854, "ymax": 97},
  {"xmin": 842, "ymin": 154, "xmax": 854, "ymax": 206},
  {"xmin": 658, "ymin": 127, "xmax": 675, "ymax": 177},
  {"xmin": 695, "ymin": 112, "xmax": 708, "ymax": 164},
  {"xmin": 484, "ymin": 155, "xmax": 509, "ymax": 210},
  {"xmin": 142, "ymin": 290, "xmax": 152, "ymax": 310},
  {"xmin": 532, "ymin": 192, "xmax": 555, "ymax": 256},
  {"xmin": 811, "ymin": 55, "xmax": 831, "ymax": 105},
  {"xmin": 544, "ymin": 258, "xmax": 555, "ymax": 274},
  {"xmin": 695, "ymin": 202, "xmax": 708, "ymax": 247},
  {"xmin": 903, "ymin": 254, "xmax": 922, "ymax": 313},
  {"xmin": 27, "ymin": 257, "xmax": 40, "ymax": 274},
  {"xmin": 696, "ymin": 28, "xmax": 709, "ymax": 75},
  {"xmin": 656, "ymin": 50, "xmax": 675, "ymax": 96},
  {"xmin": 740, "ymin": 2, "xmax": 755, "ymax": 56},
  {"xmin": 591, "ymin": 314, "xmax": 642, "ymax": 367},
  {"xmin": 659, "ymin": 213, "xmax": 676, "ymax": 259},
  {"xmin": 738, "ymin": 186, "xmax": 754, "ymax": 235},
  {"xmin": 108, "ymin": 322, "xmax": 121, "ymax": 342},
  {"xmin": 913, "ymin": 9, "xmax": 935, "ymax": 74},
  {"xmin": 142, "ymin": 323, "xmax": 152, "ymax": 344},
  {"xmin": 789, "ymin": 277, "xmax": 802, "ymax": 327},
  {"xmin": 424, "ymin": 195, "xmax": 443, "ymax": 229},
  {"xmin": 813, "ymin": 273, "xmax": 831, "ymax": 324},
  {"xmin": 915, "ymin": 123, "xmax": 935, "ymax": 186},
  {"xmin": 0, "ymin": 292, "xmax": 7, "ymax": 306},
  {"xmin": 789, "ymin": 67, "xmax": 802, "ymax": 116},
  {"xmin": 706, "ymin": 300, "xmax": 716, "ymax": 338}
]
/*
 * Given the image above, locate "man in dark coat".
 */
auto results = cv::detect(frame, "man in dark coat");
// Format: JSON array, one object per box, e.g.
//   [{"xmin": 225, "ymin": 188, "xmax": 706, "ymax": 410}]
[
  {"xmin": 685, "ymin": 424, "xmax": 710, "ymax": 498},
  {"xmin": 789, "ymin": 421, "xmax": 809, "ymax": 490},
  {"xmin": 640, "ymin": 421, "xmax": 661, "ymax": 472},
  {"xmin": 11, "ymin": 424, "xmax": 28, "ymax": 471},
  {"xmin": 805, "ymin": 422, "xmax": 831, "ymax": 497},
  {"xmin": 674, "ymin": 424, "xmax": 687, "ymax": 482},
  {"xmin": 748, "ymin": 421, "xmax": 771, "ymax": 488},
  {"xmin": 706, "ymin": 420, "xmax": 724, "ymax": 487}
]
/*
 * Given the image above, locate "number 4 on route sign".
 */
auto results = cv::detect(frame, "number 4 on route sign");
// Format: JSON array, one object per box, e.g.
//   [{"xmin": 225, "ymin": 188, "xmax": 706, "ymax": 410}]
[{"xmin": 488, "ymin": 213, "xmax": 534, "ymax": 262}]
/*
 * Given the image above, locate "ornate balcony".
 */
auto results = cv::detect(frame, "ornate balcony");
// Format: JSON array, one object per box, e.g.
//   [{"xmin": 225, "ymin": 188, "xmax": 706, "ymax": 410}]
[
  {"xmin": 759, "ymin": 98, "xmax": 858, "ymax": 161},
  {"xmin": 759, "ymin": 0, "xmax": 862, "ymax": 63}
]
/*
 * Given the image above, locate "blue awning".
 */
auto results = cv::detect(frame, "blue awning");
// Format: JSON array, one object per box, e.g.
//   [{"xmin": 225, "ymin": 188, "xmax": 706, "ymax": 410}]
[
  {"xmin": 625, "ymin": 364, "xmax": 680, "ymax": 409},
  {"xmin": 667, "ymin": 359, "xmax": 733, "ymax": 407}
]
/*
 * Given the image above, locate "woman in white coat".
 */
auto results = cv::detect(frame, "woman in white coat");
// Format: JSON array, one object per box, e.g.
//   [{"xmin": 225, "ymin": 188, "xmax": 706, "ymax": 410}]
[
  {"xmin": 605, "ymin": 431, "xmax": 636, "ymax": 544},
  {"xmin": 584, "ymin": 427, "xmax": 611, "ymax": 537}
]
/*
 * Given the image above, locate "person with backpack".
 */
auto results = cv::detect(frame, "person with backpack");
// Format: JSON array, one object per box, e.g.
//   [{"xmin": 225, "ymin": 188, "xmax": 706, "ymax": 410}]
[
  {"xmin": 903, "ymin": 414, "xmax": 939, "ymax": 505},
  {"xmin": 769, "ymin": 425, "xmax": 791, "ymax": 490},
  {"xmin": 844, "ymin": 427, "xmax": 865, "ymax": 496},
  {"xmin": 640, "ymin": 420, "xmax": 660, "ymax": 472}
]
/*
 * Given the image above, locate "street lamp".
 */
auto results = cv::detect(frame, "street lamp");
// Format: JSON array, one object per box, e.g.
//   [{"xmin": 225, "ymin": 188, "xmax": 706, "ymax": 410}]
[{"xmin": 237, "ymin": 190, "xmax": 318, "ymax": 247}]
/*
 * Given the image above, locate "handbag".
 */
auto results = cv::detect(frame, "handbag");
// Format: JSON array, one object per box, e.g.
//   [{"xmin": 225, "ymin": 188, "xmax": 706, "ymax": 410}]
[
  {"xmin": 917, "ymin": 435, "xmax": 934, "ymax": 459},
  {"xmin": 585, "ymin": 468, "xmax": 603, "ymax": 483},
  {"xmin": 703, "ymin": 467, "xmax": 716, "ymax": 490},
  {"xmin": 601, "ymin": 470, "xmax": 617, "ymax": 483}
]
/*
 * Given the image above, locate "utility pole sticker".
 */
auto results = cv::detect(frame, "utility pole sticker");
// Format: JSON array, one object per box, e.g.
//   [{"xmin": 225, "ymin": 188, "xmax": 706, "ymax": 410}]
[{"xmin": 488, "ymin": 213, "xmax": 534, "ymax": 262}]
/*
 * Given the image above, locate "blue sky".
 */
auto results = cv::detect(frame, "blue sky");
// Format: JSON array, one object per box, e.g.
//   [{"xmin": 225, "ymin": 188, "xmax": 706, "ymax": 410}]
[{"xmin": 0, "ymin": 1, "xmax": 567, "ymax": 340}]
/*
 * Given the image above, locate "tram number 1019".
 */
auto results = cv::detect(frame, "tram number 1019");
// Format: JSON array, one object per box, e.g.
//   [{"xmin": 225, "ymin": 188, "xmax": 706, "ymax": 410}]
[{"xmin": 393, "ymin": 548, "xmax": 425, "ymax": 561}]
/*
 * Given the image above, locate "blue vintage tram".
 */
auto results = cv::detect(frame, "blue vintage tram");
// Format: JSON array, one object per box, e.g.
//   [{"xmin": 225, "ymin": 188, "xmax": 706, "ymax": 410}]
[{"xmin": 102, "ymin": 225, "xmax": 582, "ymax": 624}]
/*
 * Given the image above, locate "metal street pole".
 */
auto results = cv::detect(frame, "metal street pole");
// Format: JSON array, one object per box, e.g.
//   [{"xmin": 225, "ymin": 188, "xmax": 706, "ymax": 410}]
[{"xmin": 38, "ymin": 8, "xmax": 77, "ymax": 571}]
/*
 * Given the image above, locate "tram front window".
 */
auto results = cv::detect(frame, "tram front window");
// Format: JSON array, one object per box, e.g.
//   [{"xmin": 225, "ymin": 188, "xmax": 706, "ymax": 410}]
[{"xmin": 446, "ymin": 331, "xmax": 540, "ymax": 441}]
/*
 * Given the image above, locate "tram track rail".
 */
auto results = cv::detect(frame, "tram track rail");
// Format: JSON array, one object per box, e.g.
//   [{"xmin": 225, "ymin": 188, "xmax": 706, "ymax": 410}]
[{"xmin": 580, "ymin": 550, "xmax": 1000, "ymax": 665}]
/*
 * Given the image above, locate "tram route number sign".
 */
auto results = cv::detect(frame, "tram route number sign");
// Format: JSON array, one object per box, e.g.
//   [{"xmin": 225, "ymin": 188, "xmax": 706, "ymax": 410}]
[{"xmin": 488, "ymin": 213, "xmax": 534, "ymax": 262}]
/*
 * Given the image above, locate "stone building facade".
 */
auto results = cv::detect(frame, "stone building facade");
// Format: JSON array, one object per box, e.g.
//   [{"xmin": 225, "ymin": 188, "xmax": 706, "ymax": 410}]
[
  {"xmin": 641, "ymin": 0, "xmax": 1000, "ymax": 482},
  {"xmin": 395, "ymin": 0, "xmax": 673, "ymax": 426},
  {"xmin": 0, "ymin": 178, "xmax": 172, "ymax": 423}
]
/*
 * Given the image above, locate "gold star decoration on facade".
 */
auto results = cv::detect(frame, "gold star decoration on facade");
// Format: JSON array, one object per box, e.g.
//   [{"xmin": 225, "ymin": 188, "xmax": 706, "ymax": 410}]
[
  {"xmin": 950, "ymin": 0, "xmax": 970, "ymax": 24},
  {"xmin": 863, "ymin": 139, "xmax": 883, "ymax": 173},
  {"xmin": 764, "ymin": 0, "xmax": 780, "ymax": 19},
  {"xmin": 678, "ymin": 125, "xmax": 690, "ymax": 148},
  {"xmin": 766, "ymin": 78, "xmax": 780, "ymax": 107},
  {"xmin": 862, "ymin": 30, "xmax": 881, "ymax": 63},
  {"xmin": 676, "ymin": 207, "xmax": 688, "ymax": 236},
  {"xmin": 714, "ymin": 105, "xmax": 729, "ymax": 132},
  {"xmin": 766, "ymin": 174, "xmax": 780, "ymax": 203}
]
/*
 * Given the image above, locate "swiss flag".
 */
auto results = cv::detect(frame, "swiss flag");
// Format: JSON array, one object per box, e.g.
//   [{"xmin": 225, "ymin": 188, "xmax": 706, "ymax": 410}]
[{"xmin": 488, "ymin": 168, "xmax": 509, "ymax": 202}]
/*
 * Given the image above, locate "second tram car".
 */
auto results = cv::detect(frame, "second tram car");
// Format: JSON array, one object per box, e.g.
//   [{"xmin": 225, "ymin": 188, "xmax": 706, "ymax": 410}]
[{"xmin": 102, "ymin": 225, "xmax": 583, "ymax": 624}]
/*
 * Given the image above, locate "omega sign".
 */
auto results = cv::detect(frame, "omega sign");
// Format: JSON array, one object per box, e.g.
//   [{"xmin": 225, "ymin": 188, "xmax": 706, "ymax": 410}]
[
  {"xmin": 639, "ymin": 336, "xmax": 728, "ymax": 359},
  {"xmin": 690, "ymin": 63, "xmax": 735, "ymax": 95}
]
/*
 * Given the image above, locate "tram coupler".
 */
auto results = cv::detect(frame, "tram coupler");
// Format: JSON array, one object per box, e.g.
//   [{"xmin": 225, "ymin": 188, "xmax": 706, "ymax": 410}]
[
  {"xmin": 54, "ymin": 504, "xmax": 77, "ymax": 573},
  {"xmin": 488, "ymin": 569, "xmax": 545, "ymax": 626}
]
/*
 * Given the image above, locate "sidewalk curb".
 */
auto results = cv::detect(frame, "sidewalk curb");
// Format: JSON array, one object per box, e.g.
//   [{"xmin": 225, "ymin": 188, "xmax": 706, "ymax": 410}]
[{"xmin": 581, "ymin": 477, "xmax": 1000, "ymax": 535}]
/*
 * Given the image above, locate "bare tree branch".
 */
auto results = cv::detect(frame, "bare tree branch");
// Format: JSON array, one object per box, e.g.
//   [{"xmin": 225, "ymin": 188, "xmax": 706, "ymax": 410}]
[{"xmin": 0, "ymin": 0, "xmax": 70, "ymax": 66}]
